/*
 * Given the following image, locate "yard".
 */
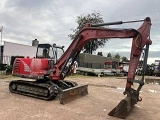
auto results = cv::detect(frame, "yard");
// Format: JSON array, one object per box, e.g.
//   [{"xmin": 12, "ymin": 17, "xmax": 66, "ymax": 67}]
[{"xmin": 0, "ymin": 75, "xmax": 160, "ymax": 120}]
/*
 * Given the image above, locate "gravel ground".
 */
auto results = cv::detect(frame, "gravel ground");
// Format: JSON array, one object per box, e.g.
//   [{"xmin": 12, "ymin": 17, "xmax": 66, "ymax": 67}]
[{"xmin": 0, "ymin": 75, "xmax": 160, "ymax": 120}]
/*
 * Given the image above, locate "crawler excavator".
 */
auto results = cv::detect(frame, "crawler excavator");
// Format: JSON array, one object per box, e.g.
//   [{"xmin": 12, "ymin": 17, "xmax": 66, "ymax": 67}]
[{"xmin": 9, "ymin": 17, "xmax": 152, "ymax": 119}]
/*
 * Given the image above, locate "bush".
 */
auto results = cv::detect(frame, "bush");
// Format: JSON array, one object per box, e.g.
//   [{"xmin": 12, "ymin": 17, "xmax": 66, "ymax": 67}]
[
  {"xmin": 0, "ymin": 64, "xmax": 7, "ymax": 71},
  {"xmin": 5, "ymin": 64, "xmax": 13, "ymax": 75}
]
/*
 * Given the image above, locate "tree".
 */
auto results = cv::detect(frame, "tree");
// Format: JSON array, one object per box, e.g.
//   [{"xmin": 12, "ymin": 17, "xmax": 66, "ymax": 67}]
[
  {"xmin": 151, "ymin": 63, "xmax": 155, "ymax": 66},
  {"xmin": 68, "ymin": 11, "xmax": 107, "ymax": 54},
  {"xmin": 121, "ymin": 56, "xmax": 128, "ymax": 62},
  {"xmin": 114, "ymin": 53, "xmax": 121, "ymax": 59},
  {"xmin": 97, "ymin": 52, "xmax": 103, "ymax": 56},
  {"xmin": 107, "ymin": 52, "xmax": 112, "ymax": 57}
]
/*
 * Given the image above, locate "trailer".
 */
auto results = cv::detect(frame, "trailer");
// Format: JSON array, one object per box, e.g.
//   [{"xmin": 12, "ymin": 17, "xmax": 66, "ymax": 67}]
[{"xmin": 77, "ymin": 67, "xmax": 122, "ymax": 76}]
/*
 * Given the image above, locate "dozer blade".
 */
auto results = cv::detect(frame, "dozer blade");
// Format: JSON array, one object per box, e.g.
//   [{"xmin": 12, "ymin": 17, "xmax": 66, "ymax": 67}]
[
  {"xmin": 58, "ymin": 84, "xmax": 88, "ymax": 104},
  {"xmin": 108, "ymin": 96, "xmax": 134, "ymax": 119}
]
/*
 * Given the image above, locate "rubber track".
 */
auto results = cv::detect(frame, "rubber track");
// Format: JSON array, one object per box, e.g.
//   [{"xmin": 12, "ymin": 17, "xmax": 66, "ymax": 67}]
[{"xmin": 9, "ymin": 80, "xmax": 58, "ymax": 100}]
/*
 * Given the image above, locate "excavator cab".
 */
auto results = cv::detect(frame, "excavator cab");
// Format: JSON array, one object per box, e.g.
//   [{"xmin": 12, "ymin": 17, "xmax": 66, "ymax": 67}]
[{"xmin": 36, "ymin": 43, "xmax": 64, "ymax": 61}]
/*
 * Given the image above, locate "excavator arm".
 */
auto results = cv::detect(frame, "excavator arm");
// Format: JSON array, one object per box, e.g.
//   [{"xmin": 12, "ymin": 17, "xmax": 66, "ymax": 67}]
[{"xmin": 50, "ymin": 17, "xmax": 151, "ymax": 80}]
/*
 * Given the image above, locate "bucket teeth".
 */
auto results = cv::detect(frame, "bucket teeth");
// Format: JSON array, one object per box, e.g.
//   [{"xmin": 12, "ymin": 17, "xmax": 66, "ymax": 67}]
[
  {"xmin": 108, "ymin": 99, "xmax": 128, "ymax": 119},
  {"xmin": 108, "ymin": 94, "xmax": 138, "ymax": 119},
  {"xmin": 108, "ymin": 87, "xmax": 141, "ymax": 119}
]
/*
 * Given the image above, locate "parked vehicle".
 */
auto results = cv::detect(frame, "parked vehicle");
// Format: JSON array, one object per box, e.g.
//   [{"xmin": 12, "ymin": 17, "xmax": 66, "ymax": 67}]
[{"xmin": 153, "ymin": 60, "xmax": 160, "ymax": 76}]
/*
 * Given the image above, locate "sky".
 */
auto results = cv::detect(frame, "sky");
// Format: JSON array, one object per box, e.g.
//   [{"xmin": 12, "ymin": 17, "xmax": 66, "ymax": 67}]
[{"xmin": 0, "ymin": 0, "xmax": 160, "ymax": 64}]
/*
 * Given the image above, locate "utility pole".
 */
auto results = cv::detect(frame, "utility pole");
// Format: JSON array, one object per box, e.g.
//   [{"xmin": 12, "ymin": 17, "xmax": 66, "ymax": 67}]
[{"xmin": 0, "ymin": 26, "xmax": 3, "ymax": 63}]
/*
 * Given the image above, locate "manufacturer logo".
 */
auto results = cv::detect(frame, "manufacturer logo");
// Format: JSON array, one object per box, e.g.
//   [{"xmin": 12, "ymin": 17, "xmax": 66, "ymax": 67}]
[{"xmin": 98, "ymin": 31, "xmax": 116, "ymax": 36}]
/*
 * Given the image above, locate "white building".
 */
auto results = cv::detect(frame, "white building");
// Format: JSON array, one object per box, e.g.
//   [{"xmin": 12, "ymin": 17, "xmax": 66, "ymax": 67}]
[
  {"xmin": 2, "ymin": 41, "xmax": 37, "ymax": 64},
  {"xmin": 3, "ymin": 41, "xmax": 37, "ymax": 57}
]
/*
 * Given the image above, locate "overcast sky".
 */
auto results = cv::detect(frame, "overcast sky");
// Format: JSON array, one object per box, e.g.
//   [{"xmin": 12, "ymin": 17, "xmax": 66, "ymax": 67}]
[{"xmin": 0, "ymin": 0, "xmax": 160, "ymax": 64}]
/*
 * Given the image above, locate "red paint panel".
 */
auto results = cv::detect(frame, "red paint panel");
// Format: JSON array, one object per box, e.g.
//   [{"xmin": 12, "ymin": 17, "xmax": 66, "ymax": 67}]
[{"xmin": 13, "ymin": 58, "xmax": 50, "ymax": 77}]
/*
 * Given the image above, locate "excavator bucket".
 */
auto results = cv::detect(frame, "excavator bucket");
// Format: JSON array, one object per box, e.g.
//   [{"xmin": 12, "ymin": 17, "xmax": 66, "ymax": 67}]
[
  {"xmin": 58, "ymin": 84, "xmax": 88, "ymax": 104},
  {"xmin": 108, "ymin": 96, "xmax": 135, "ymax": 119}
]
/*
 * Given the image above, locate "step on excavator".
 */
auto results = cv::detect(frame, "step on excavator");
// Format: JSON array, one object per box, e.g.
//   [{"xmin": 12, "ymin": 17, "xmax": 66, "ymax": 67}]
[{"xmin": 9, "ymin": 17, "xmax": 152, "ymax": 119}]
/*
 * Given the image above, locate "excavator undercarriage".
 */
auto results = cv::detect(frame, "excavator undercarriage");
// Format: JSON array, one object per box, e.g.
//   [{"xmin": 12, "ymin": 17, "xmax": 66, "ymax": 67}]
[
  {"xmin": 9, "ymin": 80, "xmax": 58, "ymax": 100},
  {"xmin": 9, "ymin": 79, "xmax": 88, "ymax": 103}
]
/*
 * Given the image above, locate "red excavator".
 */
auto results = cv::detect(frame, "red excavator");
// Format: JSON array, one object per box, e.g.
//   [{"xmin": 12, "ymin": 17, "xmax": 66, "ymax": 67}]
[{"xmin": 9, "ymin": 17, "xmax": 152, "ymax": 119}]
